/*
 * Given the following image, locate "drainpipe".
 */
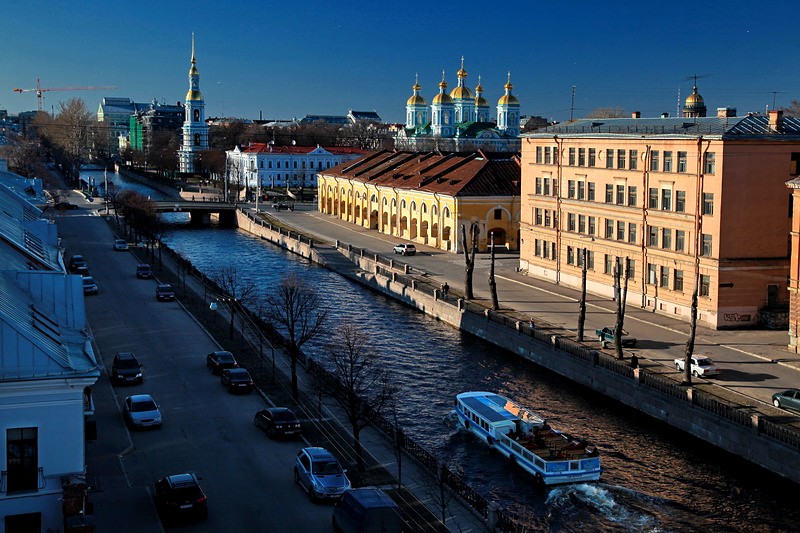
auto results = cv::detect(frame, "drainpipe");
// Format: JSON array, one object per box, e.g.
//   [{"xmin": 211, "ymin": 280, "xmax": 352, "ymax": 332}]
[
  {"xmin": 642, "ymin": 145, "xmax": 651, "ymax": 308},
  {"xmin": 554, "ymin": 135, "xmax": 562, "ymax": 284}
]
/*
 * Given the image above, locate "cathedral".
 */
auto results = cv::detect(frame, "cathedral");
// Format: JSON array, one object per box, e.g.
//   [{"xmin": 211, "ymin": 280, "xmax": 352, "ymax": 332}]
[
  {"xmin": 178, "ymin": 34, "xmax": 209, "ymax": 173},
  {"xmin": 394, "ymin": 59, "xmax": 521, "ymax": 152}
]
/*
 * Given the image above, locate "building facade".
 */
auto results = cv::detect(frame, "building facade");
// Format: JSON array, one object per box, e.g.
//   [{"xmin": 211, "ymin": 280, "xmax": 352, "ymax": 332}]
[
  {"xmin": 318, "ymin": 150, "xmax": 521, "ymax": 253},
  {"xmin": 97, "ymin": 97, "xmax": 150, "ymax": 152},
  {"xmin": 178, "ymin": 35, "xmax": 209, "ymax": 173},
  {"xmin": 520, "ymin": 108, "xmax": 800, "ymax": 329},
  {"xmin": 226, "ymin": 144, "xmax": 369, "ymax": 190},
  {"xmin": 128, "ymin": 100, "xmax": 184, "ymax": 154},
  {"xmin": 395, "ymin": 59, "xmax": 521, "ymax": 153}
]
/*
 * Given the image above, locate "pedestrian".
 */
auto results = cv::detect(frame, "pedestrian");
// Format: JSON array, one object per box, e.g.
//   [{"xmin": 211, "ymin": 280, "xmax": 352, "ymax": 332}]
[
  {"xmin": 630, "ymin": 354, "xmax": 639, "ymax": 369},
  {"xmin": 442, "ymin": 282, "xmax": 449, "ymax": 297},
  {"xmin": 529, "ymin": 317, "xmax": 535, "ymax": 331}
]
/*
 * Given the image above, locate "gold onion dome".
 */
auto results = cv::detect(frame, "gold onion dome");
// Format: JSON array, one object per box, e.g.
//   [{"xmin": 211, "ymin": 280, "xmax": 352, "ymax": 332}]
[
  {"xmin": 475, "ymin": 76, "xmax": 488, "ymax": 106},
  {"xmin": 433, "ymin": 74, "xmax": 452, "ymax": 104},
  {"xmin": 450, "ymin": 86, "xmax": 473, "ymax": 99},
  {"xmin": 498, "ymin": 72, "xmax": 519, "ymax": 105},
  {"xmin": 407, "ymin": 76, "xmax": 426, "ymax": 106},
  {"xmin": 685, "ymin": 85, "xmax": 704, "ymax": 105},
  {"xmin": 186, "ymin": 89, "xmax": 203, "ymax": 101}
]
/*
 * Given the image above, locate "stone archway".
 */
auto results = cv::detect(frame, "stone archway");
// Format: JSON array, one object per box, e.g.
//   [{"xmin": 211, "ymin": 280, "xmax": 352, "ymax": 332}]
[
  {"xmin": 371, "ymin": 210, "xmax": 379, "ymax": 230},
  {"xmin": 488, "ymin": 228, "xmax": 507, "ymax": 246}
]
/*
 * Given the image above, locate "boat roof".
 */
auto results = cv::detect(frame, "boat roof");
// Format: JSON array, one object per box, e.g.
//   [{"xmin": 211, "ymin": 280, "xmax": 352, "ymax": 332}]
[{"xmin": 457, "ymin": 392, "xmax": 545, "ymax": 425}]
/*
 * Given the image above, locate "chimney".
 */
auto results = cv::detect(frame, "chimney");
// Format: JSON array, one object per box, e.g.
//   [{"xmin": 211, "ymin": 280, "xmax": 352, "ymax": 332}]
[
  {"xmin": 769, "ymin": 110, "xmax": 783, "ymax": 132},
  {"xmin": 717, "ymin": 107, "xmax": 737, "ymax": 118},
  {"xmin": 660, "ymin": 112, "xmax": 670, "ymax": 118},
  {"xmin": 631, "ymin": 111, "xmax": 641, "ymax": 119}
]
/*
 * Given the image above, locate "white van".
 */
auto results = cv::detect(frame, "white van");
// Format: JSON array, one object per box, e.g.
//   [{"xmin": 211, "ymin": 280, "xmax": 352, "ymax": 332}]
[{"xmin": 332, "ymin": 488, "xmax": 404, "ymax": 533}]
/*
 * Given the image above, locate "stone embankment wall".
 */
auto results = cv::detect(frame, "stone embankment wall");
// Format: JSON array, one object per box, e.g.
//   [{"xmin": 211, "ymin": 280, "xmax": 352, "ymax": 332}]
[
  {"xmin": 235, "ymin": 210, "xmax": 324, "ymax": 265},
  {"xmin": 114, "ymin": 164, "xmax": 181, "ymax": 200},
  {"xmin": 236, "ymin": 209, "xmax": 800, "ymax": 485}
]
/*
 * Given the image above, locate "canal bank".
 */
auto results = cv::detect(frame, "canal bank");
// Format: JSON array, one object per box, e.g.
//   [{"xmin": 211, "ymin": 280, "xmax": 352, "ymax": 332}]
[{"xmin": 234, "ymin": 207, "xmax": 800, "ymax": 486}]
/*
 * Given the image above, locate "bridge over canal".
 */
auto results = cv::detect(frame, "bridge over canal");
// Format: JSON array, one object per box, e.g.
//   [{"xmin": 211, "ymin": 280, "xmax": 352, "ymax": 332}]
[{"xmin": 152, "ymin": 200, "xmax": 238, "ymax": 226}]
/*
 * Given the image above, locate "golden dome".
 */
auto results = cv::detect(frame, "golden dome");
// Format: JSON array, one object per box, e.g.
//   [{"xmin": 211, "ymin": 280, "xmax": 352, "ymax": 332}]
[
  {"xmin": 685, "ymin": 86, "xmax": 704, "ymax": 105},
  {"xmin": 475, "ymin": 96, "xmax": 489, "ymax": 107},
  {"xmin": 432, "ymin": 93, "xmax": 453, "ymax": 104},
  {"xmin": 450, "ymin": 86, "xmax": 473, "ymax": 100},
  {"xmin": 407, "ymin": 94, "xmax": 426, "ymax": 106},
  {"xmin": 457, "ymin": 56, "xmax": 467, "ymax": 79},
  {"xmin": 498, "ymin": 94, "xmax": 519, "ymax": 105},
  {"xmin": 186, "ymin": 89, "xmax": 203, "ymax": 101}
]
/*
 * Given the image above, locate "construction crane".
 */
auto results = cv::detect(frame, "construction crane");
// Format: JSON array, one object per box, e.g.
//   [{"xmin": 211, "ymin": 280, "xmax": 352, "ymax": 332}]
[{"xmin": 13, "ymin": 78, "xmax": 117, "ymax": 112}]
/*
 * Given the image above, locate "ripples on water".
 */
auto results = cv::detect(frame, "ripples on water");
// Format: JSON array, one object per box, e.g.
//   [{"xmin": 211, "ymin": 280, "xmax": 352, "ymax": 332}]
[{"xmin": 90, "ymin": 170, "xmax": 799, "ymax": 532}]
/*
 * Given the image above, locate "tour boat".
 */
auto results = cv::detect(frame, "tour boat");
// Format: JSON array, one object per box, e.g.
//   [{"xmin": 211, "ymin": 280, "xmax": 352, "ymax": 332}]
[{"xmin": 453, "ymin": 392, "xmax": 601, "ymax": 486}]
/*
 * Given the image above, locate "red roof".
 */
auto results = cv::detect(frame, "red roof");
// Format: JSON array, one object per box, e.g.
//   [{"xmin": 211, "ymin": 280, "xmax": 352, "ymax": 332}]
[{"xmin": 241, "ymin": 143, "xmax": 369, "ymax": 156}]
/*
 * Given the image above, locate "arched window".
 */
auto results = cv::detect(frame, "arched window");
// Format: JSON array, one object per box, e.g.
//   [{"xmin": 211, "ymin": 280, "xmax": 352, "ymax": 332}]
[
  {"xmin": 193, "ymin": 109, "xmax": 200, "ymax": 122},
  {"xmin": 371, "ymin": 194, "xmax": 378, "ymax": 203},
  {"xmin": 383, "ymin": 198, "xmax": 388, "ymax": 206},
  {"xmin": 421, "ymin": 203, "xmax": 427, "ymax": 214},
  {"xmin": 194, "ymin": 133, "xmax": 201, "ymax": 146},
  {"xmin": 432, "ymin": 205, "xmax": 438, "ymax": 216},
  {"xmin": 391, "ymin": 198, "xmax": 397, "ymax": 207},
  {"xmin": 443, "ymin": 207, "xmax": 451, "ymax": 218},
  {"xmin": 401, "ymin": 199, "xmax": 407, "ymax": 209},
  {"xmin": 410, "ymin": 201, "xmax": 417, "ymax": 211}
]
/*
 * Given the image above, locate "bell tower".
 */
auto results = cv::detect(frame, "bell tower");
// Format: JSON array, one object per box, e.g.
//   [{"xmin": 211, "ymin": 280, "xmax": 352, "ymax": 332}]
[{"xmin": 179, "ymin": 33, "xmax": 209, "ymax": 173}]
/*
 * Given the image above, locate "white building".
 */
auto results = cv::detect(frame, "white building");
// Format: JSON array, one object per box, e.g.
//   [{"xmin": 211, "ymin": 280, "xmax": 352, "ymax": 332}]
[
  {"xmin": 0, "ymin": 173, "xmax": 99, "ymax": 532},
  {"xmin": 178, "ymin": 34, "xmax": 209, "ymax": 173},
  {"xmin": 226, "ymin": 144, "xmax": 369, "ymax": 190}
]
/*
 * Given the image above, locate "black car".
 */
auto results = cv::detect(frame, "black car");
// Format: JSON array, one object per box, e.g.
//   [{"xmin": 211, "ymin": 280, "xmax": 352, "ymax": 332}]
[
  {"xmin": 221, "ymin": 368, "xmax": 254, "ymax": 393},
  {"xmin": 206, "ymin": 350, "xmax": 238, "ymax": 375},
  {"xmin": 111, "ymin": 352, "xmax": 143, "ymax": 385},
  {"xmin": 136, "ymin": 263, "xmax": 153, "ymax": 279},
  {"xmin": 156, "ymin": 283, "xmax": 175, "ymax": 301},
  {"xmin": 68, "ymin": 255, "xmax": 87, "ymax": 272},
  {"xmin": 154, "ymin": 473, "xmax": 208, "ymax": 522},
  {"xmin": 254, "ymin": 407, "xmax": 301, "ymax": 439},
  {"xmin": 54, "ymin": 201, "xmax": 79, "ymax": 210}
]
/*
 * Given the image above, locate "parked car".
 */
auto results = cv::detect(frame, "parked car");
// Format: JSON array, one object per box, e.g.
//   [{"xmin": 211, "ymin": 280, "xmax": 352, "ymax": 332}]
[
  {"xmin": 254, "ymin": 407, "xmax": 301, "ymax": 439},
  {"xmin": 82, "ymin": 276, "xmax": 98, "ymax": 295},
  {"xmin": 54, "ymin": 201, "xmax": 79, "ymax": 210},
  {"xmin": 136, "ymin": 263, "xmax": 153, "ymax": 279},
  {"xmin": 124, "ymin": 394, "xmax": 162, "ymax": 429},
  {"xmin": 113, "ymin": 239, "xmax": 129, "ymax": 251},
  {"xmin": 156, "ymin": 283, "xmax": 175, "ymax": 301},
  {"xmin": 68, "ymin": 255, "xmax": 87, "ymax": 272},
  {"xmin": 206, "ymin": 350, "xmax": 238, "ymax": 375},
  {"xmin": 294, "ymin": 447, "xmax": 351, "ymax": 502},
  {"xmin": 393, "ymin": 243, "xmax": 416, "ymax": 256},
  {"xmin": 154, "ymin": 473, "xmax": 208, "ymax": 522},
  {"xmin": 221, "ymin": 368, "xmax": 254, "ymax": 393},
  {"xmin": 772, "ymin": 389, "xmax": 800, "ymax": 412},
  {"xmin": 272, "ymin": 202, "xmax": 294, "ymax": 211},
  {"xmin": 111, "ymin": 352, "xmax": 143, "ymax": 385},
  {"xmin": 674, "ymin": 355, "xmax": 721, "ymax": 377},
  {"xmin": 595, "ymin": 327, "xmax": 637, "ymax": 348},
  {"xmin": 74, "ymin": 265, "xmax": 90, "ymax": 277},
  {"xmin": 332, "ymin": 488, "xmax": 404, "ymax": 533}
]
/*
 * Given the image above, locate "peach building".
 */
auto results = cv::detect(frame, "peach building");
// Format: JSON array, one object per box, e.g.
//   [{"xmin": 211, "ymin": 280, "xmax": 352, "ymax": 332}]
[{"xmin": 520, "ymin": 108, "xmax": 800, "ymax": 330}]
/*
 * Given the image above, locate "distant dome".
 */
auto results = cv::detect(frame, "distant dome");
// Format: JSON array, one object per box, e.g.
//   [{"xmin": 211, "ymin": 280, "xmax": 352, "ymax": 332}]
[
  {"xmin": 186, "ymin": 89, "xmax": 203, "ymax": 101},
  {"xmin": 683, "ymin": 85, "xmax": 707, "ymax": 117},
  {"xmin": 407, "ymin": 94, "xmax": 426, "ymax": 106},
  {"xmin": 685, "ymin": 86, "xmax": 704, "ymax": 105},
  {"xmin": 433, "ymin": 93, "xmax": 453, "ymax": 104},
  {"xmin": 498, "ymin": 76, "xmax": 519, "ymax": 106},
  {"xmin": 450, "ymin": 86, "xmax": 473, "ymax": 100}
]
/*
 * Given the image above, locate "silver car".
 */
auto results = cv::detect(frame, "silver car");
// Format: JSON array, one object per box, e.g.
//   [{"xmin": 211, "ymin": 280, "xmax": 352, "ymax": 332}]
[
  {"xmin": 294, "ymin": 447, "xmax": 350, "ymax": 502},
  {"xmin": 124, "ymin": 394, "xmax": 162, "ymax": 429}
]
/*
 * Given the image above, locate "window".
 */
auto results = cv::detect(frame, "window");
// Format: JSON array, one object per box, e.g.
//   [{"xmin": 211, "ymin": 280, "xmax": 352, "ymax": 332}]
[
  {"xmin": 535, "ymin": 239, "xmax": 541, "ymax": 256},
  {"xmin": 704, "ymin": 152, "xmax": 715, "ymax": 174},
  {"xmin": 616, "ymin": 184, "xmax": 625, "ymax": 205},
  {"xmin": 650, "ymin": 150, "xmax": 660, "ymax": 171},
  {"xmin": 536, "ymin": 146, "xmax": 542, "ymax": 164},
  {"xmin": 605, "ymin": 184, "xmax": 613, "ymax": 203},
  {"xmin": 543, "ymin": 178, "xmax": 551, "ymax": 195},
  {"xmin": 627, "ymin": 259, "xmax": 635, "ymax": 279},
  {"xmin": 660, "ymin": 266, "xmax": 670, "ymax": 287},
  {"xmin": 588, "ymin": 216, "xmax": 596, "ymax": 235},
  {"xmin": 678, "ymin": 151, "xmax": 687, "ymax": 172},
  {"xmin": 589, "ymin": 148, "xmax": 596, "ymax": 167},
  {"xmin": 649, "ymin": 188, "xmax": 658, "ymax": 209},
  {"xmin": 578, "ymin": 148, "xmax": 586, "ymax": 166},
  {"xmin": 544, "ymin": 147, "xmax": 552, "ymax": 165},
  {"xmin": 647, "ymin": 263, "xmax": 657, "ymax": 284},
  {"xmin": 663, "ymin": 151, "xmax": 673, "ymax": 172},
  {"xmin": 578, "ymin": 214, "xmax": 586, "ymax": 233},
  {"xmin": 567, "ymin": 246, "xmax": 575, "ymax": 265},
  {"xmin": 577, "ymin": 181, "xmax": 585, "ymax": 200},
  {"xmin": 544, "ymin": 210, "xmax": 551, "ymax": 227},
  {"xmin": 587, "ymin": 251, "xmax": 595, "ymax": 270},
  {"xmin": 674, "ymin": 270, "xmax": 684, "ymax": 291},
  {"xmin": 604, "ymin": 254, "xmax": 613, "ymax": 274},
  {"xmin": 703, "ymin": 193, "xmax": 714, "ymax": 215},
  {"xmin": 494, "ymin": 209, "xmax": 502, "ymax": 220},
  {"xmin": 552, "ymin": 242, "xmax": 557, "ymax": 259},
  {"xmin": 617, "ymin": 221, "xmax": 625, "ymax": 240},
  {"xmin": 676, "ymin": 190, "xmax": 686, "ymax": 212},
  {"xmin": 661, "ymin": 189, "xmax": 672, "ymax": 210},
  {"xmin": 617, "ymin": 149, "xmax": 626, "ymax": 169},
  {"xmin": 622, "ymin": 223, "xmax": 633, "ymax": 243},
  {"xmin": 605, "ymin": 219, "xmax": 614, "ymax": 238},
  {"xmin": 535, "ymin": 208, "xmax": 542, "ymax": 225},
  {"xmin": 702, "ymin": 234, "xmax": 712, "ymax": 256},
  {"xmin": 662, "ymin": 228, "xmax": 672, "ymax": 249},
  {"xmin": 6, "ymin": 427, "xmax": 38, "ymax": 493},
  {"xmin": 629, "ymin": 149, "xmax": 638, "ymax": 170},
  {"xmin": 193, "ymin": 109, "xmax": 200, "ymax": 122},
  {"xmin": 587, "ymin": 182, "xmax": 595, "ymax": 201},
  {"xmin": 648, "ymin": 225, "xmax": 659, "ymax": 246},
  {"xmin": 700, "ymin": 274, "xmax": 711, "ymax": 296},
  {"xmin": 676, "ymin": 230, "xmax": 685, "ymax": 252},
  {"xmin": 568, "ymin": 180, "xmax": 576, "ymax": 198},
  {"xmin": 628, "ymin": 186, "xmax": 637, "ymax": 206},
  {"xmin": 569, "ymin": 147, "xmax": 576, "ymax": 166},
  {"xmin": 568, "ymin": 213, "xmax": 576, "ymax": 231},
  {"xmin": 535, "ymin": 177, "xmax": 542, "ymax": 194},
  {"xmin": 606, "ymin": 149, "xmax": 614, "ymax": 168}
]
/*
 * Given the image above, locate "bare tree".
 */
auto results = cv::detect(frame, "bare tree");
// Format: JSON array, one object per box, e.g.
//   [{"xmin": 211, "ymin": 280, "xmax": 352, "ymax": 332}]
[
  {"xmin": 682, "ymin": 285, "xmax": 700, "ymax": 384},
  {"xmin": 324, "ymin": 323, "xmax": 395, "ymax": 473},
  {"xmin": 461, "ymin": 223, "xmax": 479, "ymax": 300},
  {"xmin": 613, "ymin": 257, "xmax": 630, "ymax": 360},
  {"xmin": 263, "ymin": 272, "xmax": 328, "ymax": 399},
  {"xmin": 212, "ymin": 265, "xmax": 258, "ymax": 339},
  {"xmin": 40, "ymin": 99, "xmax": 94, "ymax": 181},
  {"xmin": 780, "ymin": 100, "xmax": 800, "ymax": 117},
  {"xmin": 0, "ymin": 133, "xmax": 47, "ymax": 178},
  {"xmin": 488, "ymin": 232, "xmax": 499, "ymax": 310}
]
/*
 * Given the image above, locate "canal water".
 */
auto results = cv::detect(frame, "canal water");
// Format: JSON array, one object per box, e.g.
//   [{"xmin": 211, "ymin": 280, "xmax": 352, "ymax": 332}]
[{"xmin": 85, "ymin": 169, "xmax": 799, "ymax": 533}]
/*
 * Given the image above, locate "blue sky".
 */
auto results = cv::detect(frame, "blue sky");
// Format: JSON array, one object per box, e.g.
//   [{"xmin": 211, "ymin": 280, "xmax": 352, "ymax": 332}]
[{"xmin": 3, "ymin": 1, "xmax": 799, "ymax": 123}]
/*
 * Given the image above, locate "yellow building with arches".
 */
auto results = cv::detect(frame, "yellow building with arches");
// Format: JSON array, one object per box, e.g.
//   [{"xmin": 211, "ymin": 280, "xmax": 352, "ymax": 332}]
[{"xmin": 317, "ymin": 150, "xmax": 520, "ymax": 253}]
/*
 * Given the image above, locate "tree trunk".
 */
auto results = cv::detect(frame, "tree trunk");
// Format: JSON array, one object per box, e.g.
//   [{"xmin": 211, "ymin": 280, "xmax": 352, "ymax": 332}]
[
  {"xmin": 577, "ymin": 248, "xmax": 587, "ymax": 342},
  {"xmin": 462, "ymin": 223, "xmax": 478, "ymax": 300},
  {"xmin": 489, "ymin": 233, "xmax": 499, "ymax": 310},
  {"xmin": 683, "ymin": 287, "xmax": 699, "ymax": 384},
  {"xmin": 614, "ymin": 258, "xmax": 624, "ymax": 359},
  {"xmin": 289, "ymin": 345, "xmax": 299, "ymax": 400},
  {"xmin": 353, "ymin": 424, "xmax": 365, "ymax": 473}
]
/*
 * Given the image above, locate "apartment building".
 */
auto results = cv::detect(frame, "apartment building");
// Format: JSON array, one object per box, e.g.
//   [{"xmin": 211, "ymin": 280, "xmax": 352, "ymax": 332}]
[{"xmin": 520, "ymin": 110, "xmax": 800, "ymax": 329}]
